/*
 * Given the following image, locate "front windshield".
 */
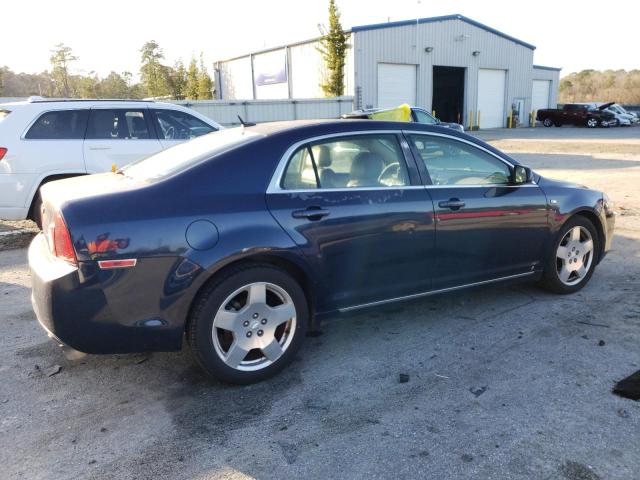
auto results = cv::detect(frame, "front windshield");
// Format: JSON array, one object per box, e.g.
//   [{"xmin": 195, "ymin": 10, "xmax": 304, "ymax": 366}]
[
  {"xmin": 123, "ymin": 127, "xmax": 262, "ymax": 180},
  {"xmin": 413, "ymin": 109, "xmax": 438, "ymax": 125}
]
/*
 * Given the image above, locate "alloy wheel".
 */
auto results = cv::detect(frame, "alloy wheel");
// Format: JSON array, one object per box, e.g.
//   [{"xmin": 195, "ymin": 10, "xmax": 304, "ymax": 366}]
[
  {"xmin": 587, "ymin": 118, "xmax": 598, "ymax": 128},
  {"xmin": 211, "ymin": 282, "xmax": 297, "ymax": 371},
  {"xmin": 556, "ymin": 226, "xmax": 594, "ymax": 286}
]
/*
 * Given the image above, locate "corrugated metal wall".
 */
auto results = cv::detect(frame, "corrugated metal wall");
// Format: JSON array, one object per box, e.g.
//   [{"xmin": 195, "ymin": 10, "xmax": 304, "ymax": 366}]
[
  {"xmin": 532, "ymin": 67, "xmax": 560, "ymax": 108},
  {"xmin": 171, "ymin": 97, "xmax": 354, "ymax": 126},
  {"xmin": 353, "ymin": 19, "xmax": 535, "ymax": 127}
]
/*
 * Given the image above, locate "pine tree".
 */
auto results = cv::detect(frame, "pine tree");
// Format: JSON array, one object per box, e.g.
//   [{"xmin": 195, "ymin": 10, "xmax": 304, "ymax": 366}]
[
  {"xmin": 185, "ymin": 57, "xmax": 199, "ymax": 100},
  {"xmin": 197, "ymin": 54, "xmax": 213, "ymax": 100},
  {"xmin": 317, "ymin": 0, "xmax": 347, "ymax": 97},
  {"xmin": 170, "ymin": 60, "xmax": 187, "ymax": 99},
  {"xmin": 139, "ymin": 40, "xmax": 169, "ymax": 98},
  {"xmin": 50, "ymin": 43, "xmax": 78, "ymax": 97}
]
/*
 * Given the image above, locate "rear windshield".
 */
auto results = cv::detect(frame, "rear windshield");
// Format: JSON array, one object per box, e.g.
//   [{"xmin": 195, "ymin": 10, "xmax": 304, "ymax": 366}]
[
  {"xmin": 123, "ymin": 127, "xmax": 262, "ymax": 180},
  {"xmin": 0, "ymin": 110, "xmax": 11, "ymax": 122}
]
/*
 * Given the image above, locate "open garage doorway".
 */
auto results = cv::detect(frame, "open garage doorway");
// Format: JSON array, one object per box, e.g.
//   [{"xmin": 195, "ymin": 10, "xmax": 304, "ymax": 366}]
[{"xmin": 432, "ymin": 66, "xmax": 465, "ymax": 124}]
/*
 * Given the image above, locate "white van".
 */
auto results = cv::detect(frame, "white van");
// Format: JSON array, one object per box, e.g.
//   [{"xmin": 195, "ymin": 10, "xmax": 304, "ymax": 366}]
[{"xmin": 0, "ymin": 98, "xmax": 222, "ymax": 226}]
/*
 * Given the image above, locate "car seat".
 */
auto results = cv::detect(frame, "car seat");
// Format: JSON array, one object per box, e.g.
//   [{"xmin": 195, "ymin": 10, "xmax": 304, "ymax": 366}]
[{"xmin": 347, "ymin": 152, "xmax": 384, "ymax": 188}]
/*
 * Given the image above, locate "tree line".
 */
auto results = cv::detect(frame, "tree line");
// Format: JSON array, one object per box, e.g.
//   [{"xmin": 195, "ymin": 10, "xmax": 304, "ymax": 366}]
[
  {"xmin": 0, "ymin": 41, "xmax": 214, "ymax": 100},
  {"xmin": 559, "ymin": 70, "xmax": 640, "ymax": 104}
]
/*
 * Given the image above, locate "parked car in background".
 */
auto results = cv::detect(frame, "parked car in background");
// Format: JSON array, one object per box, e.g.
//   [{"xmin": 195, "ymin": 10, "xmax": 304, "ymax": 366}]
[
  {"xmin": 0, "ymin": 97, "xmax": 221, "ymax": 227},
  {"xmin": 29, "ymin": 120, "xmax": 614, "ymax": 384},
  {"xmin": 343, "ymin": 104, "xmax": 465, "ymax": 132},
  {"xmin": 536, "ymin": 103, "xmax": 616, "ymax": 128},
  {"xmin": 600, "ymin": 103, "xmax": 638, "ymax": 125}
]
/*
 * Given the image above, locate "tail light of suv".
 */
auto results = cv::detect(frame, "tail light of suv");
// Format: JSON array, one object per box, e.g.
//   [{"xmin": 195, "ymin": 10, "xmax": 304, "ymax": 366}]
[
  {"xmin": 45, "ymin": 210, "xmax": 77, "ymax": 266},
  {"xmin": 0, "ymin": 148, "xmax": 7, "ymax": 161}
]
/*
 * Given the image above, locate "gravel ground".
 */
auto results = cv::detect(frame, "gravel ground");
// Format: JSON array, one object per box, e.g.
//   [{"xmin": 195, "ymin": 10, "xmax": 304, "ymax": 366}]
[{"xmin": 1, "ymin": 127, "xmax": 639, "ymax": 479}]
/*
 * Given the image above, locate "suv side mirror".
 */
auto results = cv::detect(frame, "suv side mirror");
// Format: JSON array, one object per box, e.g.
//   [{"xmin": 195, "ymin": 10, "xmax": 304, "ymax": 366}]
[{"xmin": 512, "ymin": 165, "xmax": 531, "ymax": 185}]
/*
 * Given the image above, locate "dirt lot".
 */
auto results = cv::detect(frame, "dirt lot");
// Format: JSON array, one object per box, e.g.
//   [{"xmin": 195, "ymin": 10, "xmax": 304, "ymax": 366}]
[{"xmin": 1, "ymin": 127, "xmax": 639, "ymax": 480}]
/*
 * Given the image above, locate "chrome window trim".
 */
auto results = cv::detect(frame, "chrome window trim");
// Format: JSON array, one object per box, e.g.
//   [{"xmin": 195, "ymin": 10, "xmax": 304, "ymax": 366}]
[
  {"xmin": 267, "ymin": 130, "xmax": 415, "ymax": 194},
  {"xmin": 339, "ymin": 271, "xmax": 536, "ymax": 313}
]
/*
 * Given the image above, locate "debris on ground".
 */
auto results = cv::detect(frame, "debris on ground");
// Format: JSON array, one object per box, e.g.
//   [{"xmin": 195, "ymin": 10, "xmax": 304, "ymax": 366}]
[
  {"xmin": 398, "ymin": 373, "xmax": 410, "ymax": 383},
  {"xmin": 470, "ymin": 386, "xmax": 487, "ymax": 397},
  {"xmin": 45, "ymin": 365, "xmax": 62, "ymax": 377},
  {"xmin": 598, "ymin": 340, "xmax": 606, "ymax": 347}
]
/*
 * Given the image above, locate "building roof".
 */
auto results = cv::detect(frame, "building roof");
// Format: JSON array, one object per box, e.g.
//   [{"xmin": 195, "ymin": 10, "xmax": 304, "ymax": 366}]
[
  {"xmin": 351, "ymin": 14, "xmax": 536, "ymax": 50},
  {"xmin": 533, "ymin": 64, "xmax": 562, "ymax": 71}
]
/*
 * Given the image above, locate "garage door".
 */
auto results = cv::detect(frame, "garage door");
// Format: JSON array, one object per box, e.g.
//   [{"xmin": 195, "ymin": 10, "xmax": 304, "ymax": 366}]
[
  {"xmin": 532, "ymin": 80, "xmax": 551, "ymax": 112},
  {"xmin": 377, "ymin": 63, "xmax": 416, "ymax": 109},
  {"xmin": 477, "ymin": 69, "xmax": 506, "ymax": 128}
]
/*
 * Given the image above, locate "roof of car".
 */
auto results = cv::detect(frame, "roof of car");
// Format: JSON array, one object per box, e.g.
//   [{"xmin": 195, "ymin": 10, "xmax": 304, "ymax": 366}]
[{"xmin": 245, "ymin": 119, "xmax": 453, "ymax": 136}]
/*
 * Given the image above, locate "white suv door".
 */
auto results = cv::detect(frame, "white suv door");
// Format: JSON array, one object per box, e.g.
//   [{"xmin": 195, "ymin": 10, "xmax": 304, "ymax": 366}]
[
  {"xmin": 150, "ymin": 108, "xmax": 219, "ymax": 149},
  {"xmin": 83, "ymin": 107, "xmax": 163, "ymax": 173}
]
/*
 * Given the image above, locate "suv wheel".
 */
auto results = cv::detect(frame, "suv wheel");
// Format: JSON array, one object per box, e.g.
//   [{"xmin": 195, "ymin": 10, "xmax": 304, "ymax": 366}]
[{"xmin": 187, "ymin": 264, "xmax": 308, "ymax": 384}]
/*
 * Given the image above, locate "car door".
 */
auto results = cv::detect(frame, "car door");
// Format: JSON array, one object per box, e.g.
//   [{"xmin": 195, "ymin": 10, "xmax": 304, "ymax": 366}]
[
  {"xmin": 83, "ymin": 107, "xmax": 163, "ymax": 173},
  {"xmin": 266, "ymin": 131, "xmax": 436, "ymax": 311},
  {"xmin": 406, "ymin": 132, "xmax": 549, "ymax": 290},
  {"xmin": 151, "ymin": 108, "xmax": 219, "ymax": 149}
]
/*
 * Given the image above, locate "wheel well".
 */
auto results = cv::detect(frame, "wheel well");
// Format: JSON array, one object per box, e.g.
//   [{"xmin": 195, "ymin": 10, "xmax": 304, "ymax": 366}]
[
  {"xmin": 573, "ymin": 210, "xmax": 605, "ymax": 262},
  {"xmin": 185, "ymin": 254, "xmax": 317, "ymax": 333},
  {"xmin": 27, "ymin": 174, "xmax": 85, "ymax": 220}
]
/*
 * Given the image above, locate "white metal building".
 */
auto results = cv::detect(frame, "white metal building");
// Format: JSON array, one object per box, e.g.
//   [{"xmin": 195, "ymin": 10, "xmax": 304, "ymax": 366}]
[{"xmin": 215, "ymin": 14, "xmax": 560, "ymax": 128}]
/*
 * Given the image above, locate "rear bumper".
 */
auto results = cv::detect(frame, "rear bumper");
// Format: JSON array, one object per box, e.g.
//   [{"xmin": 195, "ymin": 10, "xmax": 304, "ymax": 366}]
[{"xmin": 29, "ymin": 234, "xmax": 183, "ymax": 354}]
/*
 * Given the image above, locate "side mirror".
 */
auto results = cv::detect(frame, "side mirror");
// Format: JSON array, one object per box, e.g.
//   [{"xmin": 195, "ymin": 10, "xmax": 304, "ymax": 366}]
[{"xmin": 512, "ymin": 165, "xmax": 532, "ymax": 185}]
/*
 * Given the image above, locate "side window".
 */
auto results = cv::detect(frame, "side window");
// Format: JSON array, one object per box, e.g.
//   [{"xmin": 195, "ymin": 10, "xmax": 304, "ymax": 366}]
[
  {"xmin": 153, "ymin": 109, "xmax": 216, "ymax": 140},
  {"xmin": 282, "ymin": 147, "xmax": 319, "ymax": 190},
  {"xmin": 86, "ymin": 109, "xmax": 150, "ymax": 140},
  {"xmin": 413, "ymin": 109, "xmax": 437, "ymax": 125},
  {"xmin": 409, "ymin": 134, "xmax": 511, "ymax": 186},
  {"xmin": 281, "ymin": 134, "xmax": 409, "ymax": 190},
  {"xmin": 25, "ymin": 110, "xmax": 88, "ymax": 139}
]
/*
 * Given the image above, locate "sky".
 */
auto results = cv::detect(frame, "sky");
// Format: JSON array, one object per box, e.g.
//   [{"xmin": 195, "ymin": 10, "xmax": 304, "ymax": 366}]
[{"xmin": 2, "ymin": 0, "xmax": 637, "ymax": 79}]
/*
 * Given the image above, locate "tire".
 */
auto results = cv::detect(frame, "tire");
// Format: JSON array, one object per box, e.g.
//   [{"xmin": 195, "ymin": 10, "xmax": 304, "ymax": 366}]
[
  {"xmin": 187, "ymin": 264, "xmax": 308, "ymax": 384},
  {"xmin": 600, "ymin": 119, "xmax": 610, "ymax": 128},
  {"xmin": 586, "ymin": 118, "xmax": 598, "ymax": 128},
  {"xmin": 31, "ymin": 192, "xmax": 43, "ymax": 230},
  {"xmin": 554, "ymin": 122, "xmax": 562, "ymax": 127},
  {"xmin": 540, "ymin": 216, "xmax": 600, "ymax": 294},
  {"xmin": 542, "ymin": 118, "xmax": 553, "ymax": 127}
]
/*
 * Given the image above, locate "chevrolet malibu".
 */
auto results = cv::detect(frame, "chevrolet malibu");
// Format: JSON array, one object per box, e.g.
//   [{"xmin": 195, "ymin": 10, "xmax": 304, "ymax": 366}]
[{"xmin": 29, "ymin": 120, "xmax": 615, "ymax": 384}]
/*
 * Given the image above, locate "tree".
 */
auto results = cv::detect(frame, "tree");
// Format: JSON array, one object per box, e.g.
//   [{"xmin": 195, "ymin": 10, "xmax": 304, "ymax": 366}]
[
  {"xmin": 168, "ymin": 60, "xmax": 187, "ymax": 99},
  {"xmin": 185, "ymin": 57, "xmax": 199, "ymax": 100},
  {"xmin": 100, "ymin": 72, "xmax": 131, "ymax": 98},
  {"xmin": 50, "ymin": 43, "xmax": 78, "ymax": 97},
  {"xmin": 317, "ymin": 0, "xmax": 348, "ymax": 97},
  {"xmin": 76, "ymin": 72, "xmax": 100, "ymax": 98},
  {"xmin": 140, "ymin": 40, "xmax": 169, "ymax": 98},
  {"xmin": 197, "ymin": 54, "xmax": 213, "ymax": 100}
]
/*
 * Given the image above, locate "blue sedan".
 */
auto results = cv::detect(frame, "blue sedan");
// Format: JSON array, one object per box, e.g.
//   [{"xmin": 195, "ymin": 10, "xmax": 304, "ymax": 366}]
[{"xmin": 29, "ymin": 120, "xmax": 615, "ymax": 384}]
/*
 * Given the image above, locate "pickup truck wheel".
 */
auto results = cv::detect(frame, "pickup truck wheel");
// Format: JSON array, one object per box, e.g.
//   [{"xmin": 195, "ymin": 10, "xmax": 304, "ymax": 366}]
[
  {"xmin": 600, "ymin": 119, "xmax": 610, "ymax": 128},
  {"xmin": 542, "ymin": 118, "xmax": 553, "ymax": 127},
  {"xmin": 586, "ymin": 118, "xmax": 598, "ymax": 128}
]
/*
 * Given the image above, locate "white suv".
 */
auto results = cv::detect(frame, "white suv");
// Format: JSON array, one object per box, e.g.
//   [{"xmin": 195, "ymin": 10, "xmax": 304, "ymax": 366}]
[{"xmin": 0, "ymin": 98, "xmax": 222, "ymax": 226}]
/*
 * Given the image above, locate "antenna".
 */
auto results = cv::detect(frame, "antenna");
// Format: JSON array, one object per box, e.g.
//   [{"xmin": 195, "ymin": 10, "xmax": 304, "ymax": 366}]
[{"xmin": 237, "ymin": 115, "xmax": 256, "ymax": 127}]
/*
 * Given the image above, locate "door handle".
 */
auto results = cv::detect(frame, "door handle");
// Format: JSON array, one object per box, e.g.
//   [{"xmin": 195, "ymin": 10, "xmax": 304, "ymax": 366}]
[
  {"xmin": 438, "ymin": 199, "xmax": 466, "ymax": 210},
  {"xmin": 292, "ymin": 207, "xmax": 330, "ymax": 220}
]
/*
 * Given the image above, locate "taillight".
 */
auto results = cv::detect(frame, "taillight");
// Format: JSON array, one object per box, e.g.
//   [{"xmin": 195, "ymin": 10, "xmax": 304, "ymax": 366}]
[
  {"xmin": 52, "ymin": 211, "xmax": 77, "ymax": 265},
  {"xmin": 0, "ymin": 148, "xmax": 7, "ymax": 161}
]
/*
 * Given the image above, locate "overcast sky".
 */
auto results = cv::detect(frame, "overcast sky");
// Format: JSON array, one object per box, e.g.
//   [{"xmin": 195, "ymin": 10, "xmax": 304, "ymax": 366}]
[{"xmin": 3, "ymin": 0, "xmax": 636, "ymax": 78}]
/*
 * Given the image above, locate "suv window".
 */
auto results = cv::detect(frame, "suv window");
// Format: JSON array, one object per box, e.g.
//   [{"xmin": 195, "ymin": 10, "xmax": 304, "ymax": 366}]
[
  {"xmin": 281, "ymin": 134, "xmax": 409, "ymax": 190},
  {"xmin": 153, "ymin": 109, "xmax": 216, "ymax": 140},
  {"xmin": 409, "ymin": 134, "xmax": 511, "ymax": 186},
  {"xmin": 25, "ymin": 109, "xmax": 88, "ymax": 139},
  {"xmin": 86, "ymin": 109, "xmax": 151, "ymax": 140}
]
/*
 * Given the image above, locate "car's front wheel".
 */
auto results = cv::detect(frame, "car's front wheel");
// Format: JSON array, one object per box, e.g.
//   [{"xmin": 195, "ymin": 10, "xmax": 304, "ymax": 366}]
[
  {"xmin": 187, "ymin": 264, "xmax": 308, "ymax": 384},
  {"xmin": 542, "ymin": 118, "xmax": 553, "ymax": 127},
  {"xmin": 540, "ymin": 216, "xmax": 599, "ymax": 294},
  {"xmin": 586, "ymin": 118, "xmax": 598, "ymax": 128}
]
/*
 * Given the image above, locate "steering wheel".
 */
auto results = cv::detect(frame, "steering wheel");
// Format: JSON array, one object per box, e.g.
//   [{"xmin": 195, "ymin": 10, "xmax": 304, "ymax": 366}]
[
  {"xmin": 165, "ymin": 126, "xmax": 176, "ymax": 139},
  {"xmin": 378, "ymin": 162, "xmax": 401, "ymax": 185}
]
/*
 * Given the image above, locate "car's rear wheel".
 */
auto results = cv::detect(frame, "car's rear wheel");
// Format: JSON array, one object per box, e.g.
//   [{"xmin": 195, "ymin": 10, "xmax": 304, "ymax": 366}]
[
  {"xmin": 187, "ymin": 264, "xmax": 308, "ymax": 384},
  {"xmin": 586, "ymin": 118, "xmax": 598, "ymax": 128},
  {"xmin": 31, "ymin": 192, "xmax": 43, "ymax": 229},
  {"xmin": 543, "ymin": 118, "xmax": 553, "ymax": 127},
  {"xmin": 540, "ymin": 216, "xmax": 599, "ymax": 294}
]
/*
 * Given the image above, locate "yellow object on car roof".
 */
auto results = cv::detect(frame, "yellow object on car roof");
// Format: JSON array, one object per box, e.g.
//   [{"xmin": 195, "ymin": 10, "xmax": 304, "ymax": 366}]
[{"xmin": 367, "ymin": 104, "xmax": 412, "ymax": 122}]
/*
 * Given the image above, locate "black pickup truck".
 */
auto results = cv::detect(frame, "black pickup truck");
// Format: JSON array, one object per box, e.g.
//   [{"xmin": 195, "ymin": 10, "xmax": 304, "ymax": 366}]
[{"xmin": 536, "ymin": 103, "xmax": 616, "ymax": 128}]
